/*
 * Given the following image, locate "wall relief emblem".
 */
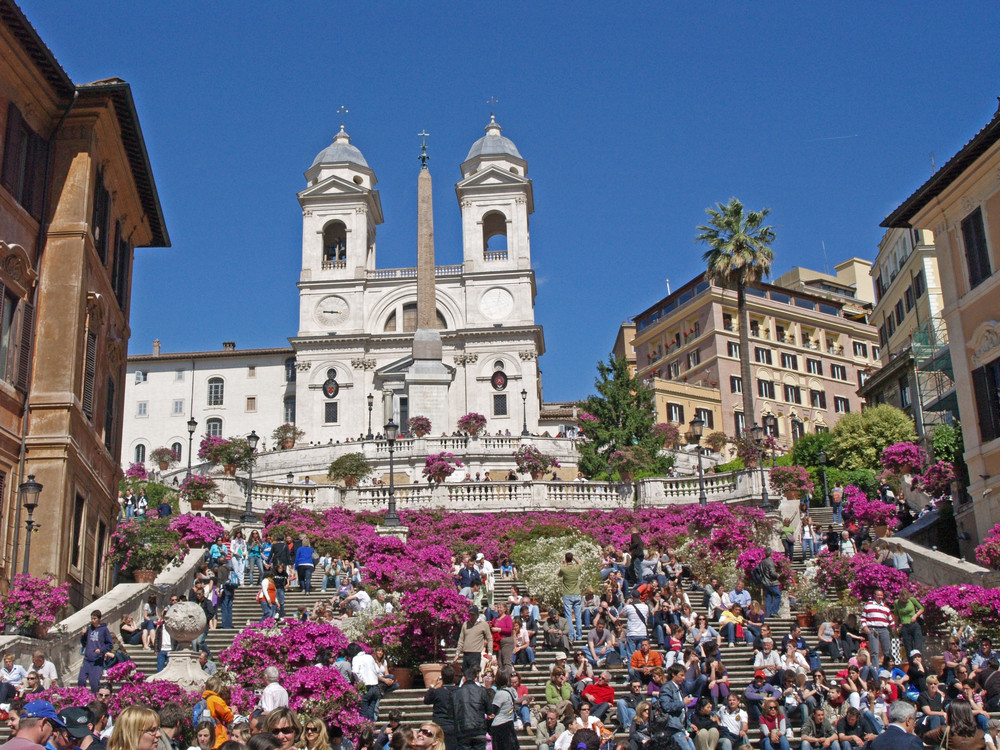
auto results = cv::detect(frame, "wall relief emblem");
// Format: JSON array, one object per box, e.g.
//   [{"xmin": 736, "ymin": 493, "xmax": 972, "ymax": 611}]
[{"xmin": 970, "ymin": 320, "xmax": 1000, "ymax": 367}]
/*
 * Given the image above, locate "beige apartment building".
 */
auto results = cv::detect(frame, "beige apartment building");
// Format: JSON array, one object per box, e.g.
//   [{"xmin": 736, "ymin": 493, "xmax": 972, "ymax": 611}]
[
  {"xmin": 883, "ymin": 98, "xmax": 1000, "ymax": 555},
  {"xmin": 858, "ymin": 228, "xmax": 954, "ymax": 436},
  {"xmin": 628, "ymin": 263, "xmax": 880, "ymax": 450},
  {"xmin": 0, "ymin": 1, "xmax": 168, "ymax": 602}
]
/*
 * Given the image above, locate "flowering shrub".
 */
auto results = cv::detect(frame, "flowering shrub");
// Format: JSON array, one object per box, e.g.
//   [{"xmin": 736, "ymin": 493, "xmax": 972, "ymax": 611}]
[
  {"xmin": 0, "ymin": 574, "xmax": 70, "ymax": 633},
  {"xmin": 735, "ymin": 547, "xmax": 796, "ymax": 589},
  {"xmin": 975, "ymin": 524, "xmax": 1000, "ymax": 570},
  {"xmin": 609, "ymin": 446, "xmax": 651, "ymax": 476},
  {"xmin": 912, "ymin": 460, "xmax": 956, "ymax": 499},
  {"xmin": 652, "ymin": 422, "xmax": 681, "ymax": 449},
  {"xmin": 457, "ymin": 412, "xmax": 487, "ymax": 436},
  {"xmin": 327, "ymin": 453, "xmax": 373, "ymax": 484},
  {"xmin": 846, "ymin": 553, "xmax": 910, "ymax": 601},
  {"xmin": 844, "ymin": 485, "xmax": 897, "ymax": 528},
  {"xmin": 407, "ymin": 415, "xmax": 432, "ymax": 437},
  {"xmin": 197, "ymin": 434, "xmax": 229, "ymax": 462},
  {"xmin": 271, "ymin": 423, "xmax": 305, "ymax": 447},
  {"xmin": 103, "ymin": 518, "xmax": 188, "ymax": 574},
  {"xmin": 149, "ymin": 447, "xmax": 179, "ymax": 466},
  {"xmin": 880, "ymin": 442, "xmax": 927, "ymax": 474},
  {"xmin": 168, "ymin": 513, "xmax": 224, "ymax": 546},
  {"xmin": 179, "ymin": 474, "xmax": 218, "ymax": 505},
  {"xmin": 578, "ymin": 412, "xmax": 599, "ymax": 439},
  {"xmin": 35, "ymin": 685, "xmax": 99, "ymax": 710},
  {"xmin": 422, "ymin": 452, "xmax": 462, "ymax": 481},
  {"xmin": 704, "ymin": 431, "xmax": 729, "ymax": 454},
  {"xmin": 512, "ymin": 535, "xmax": 602, "ymax": 609},
  {"xmin": 361, "ymin": 536, "xmax": 454, "ymax": 593},
  {"xmin": 768, "ymin": 465, "xmax": 815, "ymax": 496},
  {"xmin": 513, "ymin": 445, "xmax": 560, "ymax": 475},
  {"xmin": 125, "ymin": 462, "xmax": 148, "ymax": 480},
  {"xmin": 369, "ymin": 587, "xmax": 469, "ymax": 668},
  {"xmin": 922, "ymin": 585, "xmax": 1000, "ymax": 640},
  {"xmin": 812, "ymin": 551, "xmax": 854, "ymax": 595}
]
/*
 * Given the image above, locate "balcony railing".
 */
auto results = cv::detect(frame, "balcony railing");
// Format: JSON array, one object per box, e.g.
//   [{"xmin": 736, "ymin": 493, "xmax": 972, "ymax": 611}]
[
  {"xmin": 367, "ymin": 265, "xmax": 463, "ymax": 280},
  {"xmin": 321, "ymin": 260, "xmax": 347, "ymax": 270},
  {"xmin": 484, "ymin": 250, "xmax": 508, "ymax": 261}
]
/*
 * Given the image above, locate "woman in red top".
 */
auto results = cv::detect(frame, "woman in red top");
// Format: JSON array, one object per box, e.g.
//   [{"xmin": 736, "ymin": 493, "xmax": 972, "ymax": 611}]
[{"xmin": 493, "ymin": 603, "xmax": 515, "ymax": 669}]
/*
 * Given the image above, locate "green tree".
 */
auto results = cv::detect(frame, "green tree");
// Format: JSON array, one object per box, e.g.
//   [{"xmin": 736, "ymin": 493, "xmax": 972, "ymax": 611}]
[
  {"xmin": 790, "ymin": 431, "xmax": 835, "ymax": 468},
  {"xmin": 929, "ymin": 422, "xmax": 964, "ymax": 464},
  {"xmin": 697, "ymin": 197, "xmax": 776, "ymax": 436},
  {"xmin": 830, "ymin": 404, "xmax": 916, "ymax": 471},
  {"xmin": 577, "ymin": 356, "xmax": 667, "ymax": 477}
]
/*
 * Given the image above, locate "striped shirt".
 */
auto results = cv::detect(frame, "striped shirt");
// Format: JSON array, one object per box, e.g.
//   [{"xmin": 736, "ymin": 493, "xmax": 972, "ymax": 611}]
[{"xmin": 862, "ymin": 600, "xmax": 893, "ymax": 630}]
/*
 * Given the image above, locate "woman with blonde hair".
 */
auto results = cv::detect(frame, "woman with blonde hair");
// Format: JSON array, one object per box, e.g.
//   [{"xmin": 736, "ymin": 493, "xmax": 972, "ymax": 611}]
[
  {"xmin": 203, "ymin": 675, "xmax": 235, "ymax": 748},
  {"xmin": 410, "ymin": 722, "xmax": 445, "ymax": 750},
  {"xmin": 298, "ymin": 718, "xmax": 331, "ymax": 750},
  {"xmin": 108, "ymin": 705, "xmax": 161, "ymax": 750},
  {"xmin": 264, "ymin": 708, "xmax": 302, "ymax": 750}
]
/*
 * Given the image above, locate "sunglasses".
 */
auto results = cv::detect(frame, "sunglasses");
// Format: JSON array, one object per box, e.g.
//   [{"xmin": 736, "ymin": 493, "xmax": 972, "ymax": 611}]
[
  {"xmin": 305, "ymin": 728, "xmax": 319, "ymax": 734},
  {"xmin": 418, "ymin": 729, "xmax": 435, "ymax": 738},
  {"xmin": 273, "ymin": 728, "xmax": 296, "ymax": 735}
]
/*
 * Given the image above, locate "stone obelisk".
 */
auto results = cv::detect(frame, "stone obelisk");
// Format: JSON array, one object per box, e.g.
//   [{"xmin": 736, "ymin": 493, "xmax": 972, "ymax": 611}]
[{"xmin": 406, "ymin": 134, "xmax": 452, "ymax": 429}]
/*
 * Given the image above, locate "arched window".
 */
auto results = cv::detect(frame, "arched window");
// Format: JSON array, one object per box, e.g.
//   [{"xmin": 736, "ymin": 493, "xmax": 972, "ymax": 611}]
[
  {"xmin": 134, "ymin": 444, "xmax": 146, "ymax": 464},
  {"xmin": 482, "ymin": 211, "xmax": 508, "ymax": 258},
  {"xmin": 323, "ymin": 221, "xmax": 347, "ymax": 267},
  {"xmin": 171, "ymin": 442, "xmax": 183, "ymax": 462},
  {"xmin": 284, "ymin": 396, "xmax": 296, "ymax": 424},
  {"xmin": 207, "ymin": 377, "xmax": 224, "ymax": 406},
  {"xmin": 285, "ymin": 357, "xmax": 296, "ymax": 383},
  {"xmin": 400, "ymin": 303, "xmax": 446, "ymax": 332},
  {"xmin": 206, "ymin": 418, "xmax": 223, "ymax": 438}
]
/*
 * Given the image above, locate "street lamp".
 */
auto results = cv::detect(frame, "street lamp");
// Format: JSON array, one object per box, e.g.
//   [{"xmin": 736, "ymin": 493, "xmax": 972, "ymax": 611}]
[
  {"xmin": 186, "ymin": 417, "xmax": 198, "ymax": 479},
  {"xmin": 287, "ymin": 472, "xmax": 294, "ymax": 484},
  {"xmin": 521, "ymin": 389, "xmax": 529, "ymax": 437},
  {"xmin": 242, "ymin": 430, "xmax": 259, "ymax": 523},
  {"xmin": 819, "ymin": 449, "xmax": 830, "ymax": 507},
  {"xmin": 750, "ymin": 423, "xmax": 771, "ymax": 510},
  {"xmin": 765, "ymin": 414, "xmax": 778, "ymax": 468},
  {"xmin": 384, "ymin": 419, "xmax": 400, "ymax": 527},
  {"xmin": 19, "ymin": 475, "xmax": 42, "ymax": 575},
  {"xmin": 689, "ymin": 417, "xmax": 707, "ymax": 506},
  {"xmin": 366, "ymin": 393, "xmax": 374, "ymax": 440}
]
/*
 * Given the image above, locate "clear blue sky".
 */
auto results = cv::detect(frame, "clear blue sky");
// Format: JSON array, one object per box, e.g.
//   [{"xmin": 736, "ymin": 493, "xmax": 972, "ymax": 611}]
[{"xmin": 20, "ymin": 1, "xmax": 1000, "ymax": 402}]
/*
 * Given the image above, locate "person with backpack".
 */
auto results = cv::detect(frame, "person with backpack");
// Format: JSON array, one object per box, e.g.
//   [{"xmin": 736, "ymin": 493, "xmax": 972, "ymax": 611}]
[
  {"xmin": 219, "ymin": 565, "xmax": 240, "ymax": 629},
  {"xmin": 257, "ymin": 574, "xmax": 277, "ymax": 621},
  {"xmin": 136, "ymin": 490, "xmax": 149, "ymax": 520},
  {"xmin": 755, "ymin": 551, "xmax": 781, "ymax": 618},
  {"xmin": 78, "ymin": 610, "xmax": 113, "ymax": 693}
]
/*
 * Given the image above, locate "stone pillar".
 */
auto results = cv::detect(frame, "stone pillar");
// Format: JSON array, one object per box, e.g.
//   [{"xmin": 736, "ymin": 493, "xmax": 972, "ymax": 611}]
[{"xmin": 147, "ymin": 601, "xmax": 210, "ymax": 692}]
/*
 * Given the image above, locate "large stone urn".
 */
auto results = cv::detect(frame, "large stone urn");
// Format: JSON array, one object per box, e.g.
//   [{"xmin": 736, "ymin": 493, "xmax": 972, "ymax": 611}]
[{"xmin": 147, "ymin": 601, "xmax": 211, "ymax": 692}]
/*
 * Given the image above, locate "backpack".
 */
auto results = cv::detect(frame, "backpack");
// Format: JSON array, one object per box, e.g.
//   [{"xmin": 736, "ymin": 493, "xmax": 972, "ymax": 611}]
[
  {"xmin": 226, "ymin": 569, "xmax": 241, "ymax": 589},
  {"xmin": 192, "ymin": 699, "xmax": 215, "ymax": 727},
  {"xmin": 749, "ymin": 562, "xmax": 766, "ymax": 587}
]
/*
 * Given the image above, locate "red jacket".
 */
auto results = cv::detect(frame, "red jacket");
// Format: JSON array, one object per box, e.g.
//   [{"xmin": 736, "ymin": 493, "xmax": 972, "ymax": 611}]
[{"xmin": 582, "ymin": 683, "xmax": 615, "ymax": 705}]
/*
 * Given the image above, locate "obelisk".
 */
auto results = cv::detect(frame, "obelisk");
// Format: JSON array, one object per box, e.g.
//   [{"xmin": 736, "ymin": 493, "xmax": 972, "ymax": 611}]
[{"xmin": 406, "ymin": 133, "xmax": 452, "ymax": 429}]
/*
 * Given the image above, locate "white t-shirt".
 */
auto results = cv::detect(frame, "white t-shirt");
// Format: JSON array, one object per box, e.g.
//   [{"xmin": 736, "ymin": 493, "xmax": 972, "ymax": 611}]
[
  {"xmin": 623, "ymin": 602, "xmax": 650, "ymax": 638},
  {"xmin": 717, "ymin": 706, "xmax": 747, "ymax": 737},
  {"xmin": 259, "ymin": 681, "xmax": 289, "ymax": 711},
  {"xmin": 352, "ymin": 652, "xmax": 379, "ymax": 686}
]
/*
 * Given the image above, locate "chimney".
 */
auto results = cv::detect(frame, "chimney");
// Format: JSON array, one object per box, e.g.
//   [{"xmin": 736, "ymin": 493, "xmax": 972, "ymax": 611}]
[
  {"xmin": 223, "ymin": 341, "xmax": 236, "ymax": 351},
  {"xmin": 152, "ymin": 339, "xmax": 161, "ymax": 356}
]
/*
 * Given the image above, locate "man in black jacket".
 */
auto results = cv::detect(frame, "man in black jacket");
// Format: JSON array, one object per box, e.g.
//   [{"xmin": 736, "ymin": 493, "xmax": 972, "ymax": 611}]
[
  {"xmin": 453, "ymin": 665, "xmax": 491, "ymax": 750},
  {"xmin": 424, "ymin": 664, "xmax": 459, "ymax": 750},
  {"xmin": 191, "ymin": 590, "xmax": 216, "ymax": 657}
]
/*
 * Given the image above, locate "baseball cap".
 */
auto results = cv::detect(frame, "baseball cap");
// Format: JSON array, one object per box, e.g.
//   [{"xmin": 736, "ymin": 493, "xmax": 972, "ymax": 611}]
[
  {"xmin": 476, "ymin": 553, "xmax": 484, "ymax": 561},
  {"xmin": 754, "ymin": 670, "xmax": 766, "ymax": 679},
  {"xmin": 909, "ymin": 649, "xmax": 921, "ymax": 657},
  {"xmin": 878, "ymin": 669, "xmax": 891, "ymax": 679},
  {"xmin": 57, "ymin": 707, "xmax": 93, "ymax": 739},
  {"xmin": 21, "ymin": 701, "xmax": 66, "ymax": 728}
]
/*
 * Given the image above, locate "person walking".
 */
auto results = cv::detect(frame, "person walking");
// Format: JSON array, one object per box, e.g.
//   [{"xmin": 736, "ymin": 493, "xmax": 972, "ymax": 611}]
[
  {"xmin": 294, "ymin": 537, "xmax": 316, "ymax": 594},
  {"xmin": 861, "ymin": 588, "xmax": 892, "ymax": 668},
  {"xmin": 78, "ymin": 611, "xmax": 113, "ymax": 693},
  {"xmin": 455, "ymin": 607, "xmax": 494, "ymax": 673},
  {"xmin": 831, "ymin": 484, "xmax": 844, "ymax": 525},
  {"xmin": 557, "ymin": 553, "xmax": 583, "ymax": 643}
]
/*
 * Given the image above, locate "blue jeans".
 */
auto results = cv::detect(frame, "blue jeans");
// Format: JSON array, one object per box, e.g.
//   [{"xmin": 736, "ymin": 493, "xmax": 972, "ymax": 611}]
[
  {"xmin": 157, "ymin": 650, "xmax": 169, "ymax": 671},
  {"xmin": 516, "ymin": 705, "xmax": 531, "ymax": 725},
  {"xmin": 260, "ymin": 601, "xmax": 277, "ymax": 621},
  {"xmin": 760, "ymin": 735, "xmax": 790, "ymax": 750},
  {"xmin": 801, "ymin": 538, "xmax": 815, "ymax": 559},
  {"xmin": 833, "ymin": 504, "xmax": 842, "ymax": 523},
  {"xmin": 670, "ymin": 731, "xmax": 695, "ymax": 750},
  {"xmin": 622, "ymin": 635, "xmax": 644, "ymax": 662},
  {"xmin": 563, "ymin": 595, "xmax": 582, "ymax": 640},
  {"xmin": 764, "ymin": 585, "xmax": 781, "ymax": 617},
  {"xmin": 801, "ymin": 742, "xmax": 850, "ymax": 750},
  {"xmin": 276, "ymin": 588, "xmax": 286, "ymax": 617},
  {"xmin": 220, "ymin": 589, "xmax": 234, "ymax": 629},
  {"xmin": 722, "ymin": 623, "xmax": 754, "ymax": 645},
  {"xmin": 861, "ymin": 711, "xmax": 883, "ymax": 735},
  {"xmin": 615, "ymin": 699, "xmax": 636, "ymax": 731},
  {"xmin": 249, "ymin": 556, "xmax": 263, "ymax": 585},
  {"xmin": 586, "ymin": 645, "xmax": 612, "ymax": 667}
]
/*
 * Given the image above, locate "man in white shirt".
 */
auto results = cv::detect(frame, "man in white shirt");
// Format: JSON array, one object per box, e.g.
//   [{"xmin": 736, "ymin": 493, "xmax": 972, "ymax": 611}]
[
  {"xmin": 349, "ymin": 643, "xmax": 381, "ymax": 721},
  {"xmin": 621, "ymin": 597, "xmax": 650, "ymax": 662},
  {"xmin": 475, "ymin": 554, "xmax": 495, "ymax": 606},
  {"xmin": 259, "ymin": 666, "xmax": 289, "ymax": 712},
  {"xmin": 716, "ymin": 692, "xmax": 750, "ymax": 748},
  {"xmin": 26, "ymin": 652, "xmax": 58, "ymax": 691}
]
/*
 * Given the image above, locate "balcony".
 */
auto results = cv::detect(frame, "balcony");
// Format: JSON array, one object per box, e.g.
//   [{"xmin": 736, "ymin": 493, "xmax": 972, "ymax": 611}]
[
  {"xmin": 367, "ymin": 265, "xmax": 463, "ymax": 280},
  {"xmin": 484, "ymin": 250, "xmax": 508, "ymax": 261},
  {"xmin": 321, "ymin": 260, "xmax": 346, "ymax": 270}
]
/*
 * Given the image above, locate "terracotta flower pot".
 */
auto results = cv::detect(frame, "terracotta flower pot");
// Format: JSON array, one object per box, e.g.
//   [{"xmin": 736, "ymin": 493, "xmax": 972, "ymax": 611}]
[
  {"xmin": 189, "ymin": 499, "xmax": 205, "ymax": 511},
  {"xmin": 133, "ymin": 569, "xmax": 158, "ymax": 584},
  {"xmin": 796, "ymin": 612, "xmax": 815, "ymax": 628},
  {"xmin": 418, "ymin": 663, "xmax": 443, "ymax": 688},
  {"xmin": 530, "ymin": 471, "xmax": 542, "ymax": 480},
  {"xmin": 344, "ymin": 476, "xmax": 357, "ymax": 488},
  {"xmin": 390, "ymin": 667, "xmax": 414, "ymax": 689},
  {"xmin": 224, "ymin": 464, "xmax": 237, "ymax": 476},
  {"xmin": 874, "ymin": 524, "xmax": 889, "ymax": 538}
]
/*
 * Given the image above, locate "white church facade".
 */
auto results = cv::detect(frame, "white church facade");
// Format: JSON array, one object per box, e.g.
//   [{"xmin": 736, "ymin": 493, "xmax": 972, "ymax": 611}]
[{"xmin": 122, "ymin": 117, "xmax": 546, "ymax": 467}]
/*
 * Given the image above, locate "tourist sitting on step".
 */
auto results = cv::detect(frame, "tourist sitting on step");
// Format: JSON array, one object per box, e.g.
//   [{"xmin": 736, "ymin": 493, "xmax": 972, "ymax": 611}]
[
  {"xmin": 719, "ymin": 603, "xmax": 753, "ymax": 647},
  {"xmin": 338, "ymin": 584, "xmax": 372, "ymax": 617},
  {"xmin": 586, "ymin": 620, "xmax": 615, "ymax": 668},
  {"xmin": 628, "ymin": 640, "xmax": 663, "ymax": 685},
  {"xmin": 542, "ymin": 609, "xmax": 572, "ymax": 653},
  {"xmin": 535, "ymin": 708, "xmax": 565, "ymax": 750},
  {"xmin": 615, "ymin": 679, "xmax": 645, "ymax": 733},
  {"xmin": 460, "ymin": 581, "xmax": 482, "ymax": 603},
  {"xmin": 753, "ymin": 639, "xmax": 782, "ymax": 686},
  {"xmin": 512, "ymin": 617, "xmax": 538, "ymax": 672},
  {"xmin": 744, "ymin": 671, "xmax": 782, "ymax": 724},
  {"xmin": 545, "ymin": 668, "xmax": 573, "ymax": 722}
]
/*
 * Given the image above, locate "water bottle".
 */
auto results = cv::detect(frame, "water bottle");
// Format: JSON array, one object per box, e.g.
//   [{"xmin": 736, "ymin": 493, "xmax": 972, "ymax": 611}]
[{"xmin": 202, "ymin": 710, "xmax": 211, "ymax": 722}]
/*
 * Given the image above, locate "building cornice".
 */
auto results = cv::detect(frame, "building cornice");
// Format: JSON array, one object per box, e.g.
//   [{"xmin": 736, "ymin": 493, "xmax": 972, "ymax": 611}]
[{"xmin": 128, "ymin": 347, "xmax": 295, "ymax": 364}]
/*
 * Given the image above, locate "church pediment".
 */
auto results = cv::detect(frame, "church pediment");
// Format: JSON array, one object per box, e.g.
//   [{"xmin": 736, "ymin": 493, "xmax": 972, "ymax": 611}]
[
  {"xmin": 456, "ymin": 165, "xmax": 531, "ymax": 190},
  {"xmin": 298, "ymin": 173, "xmax": 371, "ymax": 200}
]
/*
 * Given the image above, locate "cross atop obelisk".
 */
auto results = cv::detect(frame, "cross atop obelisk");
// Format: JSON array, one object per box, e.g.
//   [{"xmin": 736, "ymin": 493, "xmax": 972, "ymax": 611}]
[{"xmin": 414, "ymin": 130, "xmax": 440, "ymax": 345}]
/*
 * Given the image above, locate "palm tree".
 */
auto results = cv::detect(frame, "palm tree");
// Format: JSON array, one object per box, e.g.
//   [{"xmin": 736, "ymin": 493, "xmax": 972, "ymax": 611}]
[{"xmin": 696, "ymin": 197, "xmax": 775, "ymax": 437}]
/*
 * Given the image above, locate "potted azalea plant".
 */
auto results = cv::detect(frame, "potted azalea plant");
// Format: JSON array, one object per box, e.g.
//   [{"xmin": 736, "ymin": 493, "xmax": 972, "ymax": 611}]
[
  {"xmin": 407, "ymin": 415, "xmax": 432, "ymax": 438},
  {"xmin": 457, "ymin": 412, "xmax": 487, "ymax": 437},
  {"xmin": 104, "ymin": 517, "xmax": 189, "ymax": 583},
  {"xmin": 513, "ymin": 444, "xmax": 560, "ymax": 479},
  {"xmin": 423, "ymin": 452, "xmax": 462, "ymax": 483},
  {"xmin": 880, "ymin": 441, "xmax": 927, "ymax": 476},
  {"xmin": 327, "ymin": 453, "xmax": 373, "ymax": 487},
  {"xmin": 704, "ymin": 431, "xmax": 729, "ymax": 454},
  {"xmin": 769, "ymin": 465, "xmax": 815, "ymax": 500},
  {"xmin": 652, "ymin": 422, "xmax": 681, "ymax": 449},
  {"xmin": 180, "ymin": 474, "xmax": 218, "ymax": 511},
  {"xmin": 608, "ymin": 447, "xmax": 646, "ymax": 482},
  {"xmin": 272, "ymin": 423, "xmax": 305, "ymax": 450},
  {"xmin": 0, "ymin": 574, "xmax": 70, "ymax": 638},
  {"xmin": 149, "ymin": 447, "xmax": 179, "ymax": 471},
  {"xmin": 844, "ymin": 485, "xmax": 897, "ymax": 536}
]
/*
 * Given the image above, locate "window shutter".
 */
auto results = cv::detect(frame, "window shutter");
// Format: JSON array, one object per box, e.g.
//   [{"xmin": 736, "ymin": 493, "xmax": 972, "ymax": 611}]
[
  {"xmin": 1, "ymin": 103, "xmax": 26, "ymax": 195},
  {"xmin": 15, "ymin": 301, "xmax": 33, "ymax": 392},
  {"xmin": 82, "ymin": 332, "xmax": 98, "ymax": 418},
  {"xmin": 972, "ymin": 365, "xmax": 999, "ymax": 443}
]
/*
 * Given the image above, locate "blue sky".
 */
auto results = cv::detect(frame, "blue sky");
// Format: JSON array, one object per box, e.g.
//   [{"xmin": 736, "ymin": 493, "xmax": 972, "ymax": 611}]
[{"xmin": 21, "ymin": 1, "xmax": 1000, "ymax": 401}]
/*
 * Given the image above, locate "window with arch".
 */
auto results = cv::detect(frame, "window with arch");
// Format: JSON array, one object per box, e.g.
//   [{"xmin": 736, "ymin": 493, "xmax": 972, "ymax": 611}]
[
  {"xmin": 397, "ymin": 303, "xmax": 446, "ymax": 332},
  {"xmin": 284, "ymin": 395, "xmax": 296, "ymax": 424},
  {"xmin": 171, "ymin": 442, "xmax": 183, "ymax": 461},
  {"xmin": 134, "ymin": 444, "xmax": 146, "ymax": 464},
  {"xmin": 207, "ymin": 377, "xmax": 224, "ymax": 406},
  {"xmin": 494, "ymin": 360, "xmax": 505, "ymax": 372},
  {"xmin": 206, "ymin": 418, "xmax": 223, "ymax": 438},
  {"xmin": 285, "ymin": 357, "xmax": 296, "ymax": 382},
  {"xmin": 323, "ymin": 221, "xmax": 347, "ymax": 267},
  {"xmin": 482, "ymin": 211, "xmax": 508, "ymax": 258}
]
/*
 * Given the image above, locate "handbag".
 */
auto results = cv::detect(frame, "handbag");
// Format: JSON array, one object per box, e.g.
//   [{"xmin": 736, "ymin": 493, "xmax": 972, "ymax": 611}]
[{"xmin": 935, "ymin": 725, "xmax": 949, "ymax": 749}]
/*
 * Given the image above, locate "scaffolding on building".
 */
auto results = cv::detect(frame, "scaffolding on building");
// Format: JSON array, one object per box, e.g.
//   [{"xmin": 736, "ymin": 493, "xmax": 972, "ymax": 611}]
[{"xmin": 911, "ymin": 316, "xmax": 956, "ymax": 430}]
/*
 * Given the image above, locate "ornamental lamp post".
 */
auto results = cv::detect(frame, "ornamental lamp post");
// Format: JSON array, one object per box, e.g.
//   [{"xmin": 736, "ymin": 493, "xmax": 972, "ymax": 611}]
[
  {"xmin": 384, "ymin": 419, "xmax": 401, "ymax": 527},
  {"xmin": 20, "ymin": 474, "xmax": 42, "ymax": 575},
  {"xmin": 750, "ymin": 423, "xmax": 771, "ymax": 510},
  {"xmin": 186, "ymin": 417, "xmax": 198, "ymax": 479},
  {"xmin": 819, "ymin": 449, "xmax": 830, "ymax": 507},
  {"xmin": 765, "ymin": 414, "xmax": 778, "ymax": 468},
  {"xmin": 366, "ymin": 393, "xmax": 374, "ymax": 440},
  {"xmin": 521, "ymin": 389, "xmax": 529, "ymax": 437},
  {"xmin": 287, "ymin": 472, "xmax": 294, "ymax": 484},
  {"xmin": 242, "ymin": 430, "xmax": 259, "ymax": 523},
  {"xmin": 689, "ymin": 416, "xmax": 707, "ymax": 506}
]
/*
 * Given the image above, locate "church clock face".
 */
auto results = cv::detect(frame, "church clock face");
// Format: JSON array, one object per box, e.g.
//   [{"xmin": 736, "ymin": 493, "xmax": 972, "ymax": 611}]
[
  {"xmin": 315, "ymin": 295, "xmax": 349, "ymax": 327},
  {"xmin": 479, "ymin": 288, "xmax": 514, "ymax": 321}
]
